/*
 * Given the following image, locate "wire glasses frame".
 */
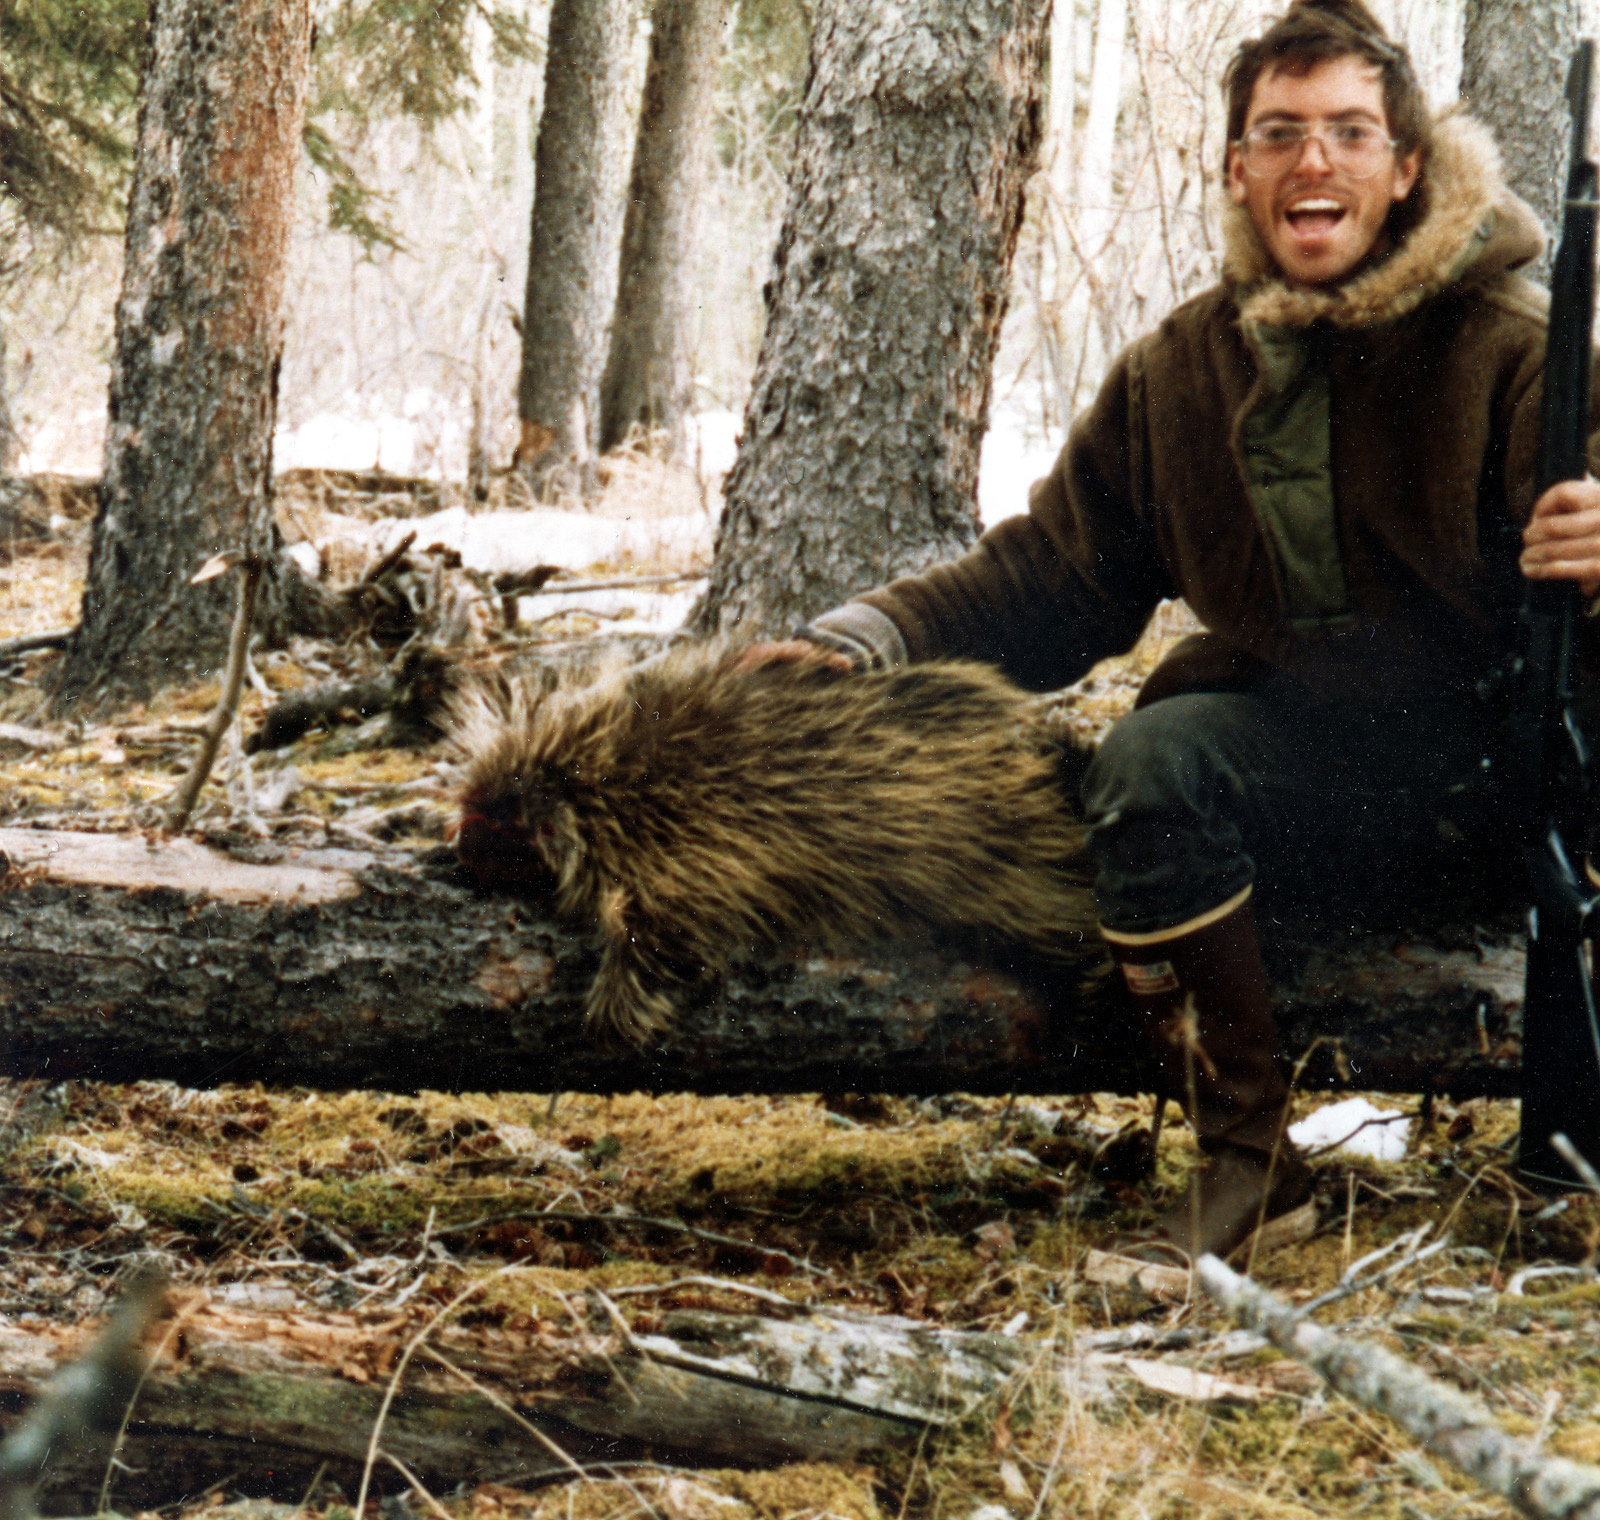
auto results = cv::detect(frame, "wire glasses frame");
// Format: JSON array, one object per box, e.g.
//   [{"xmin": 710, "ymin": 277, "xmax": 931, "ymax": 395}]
[{"xmin": 1234, "ymin": 121, "xmax": 1401, "ymax": 181}]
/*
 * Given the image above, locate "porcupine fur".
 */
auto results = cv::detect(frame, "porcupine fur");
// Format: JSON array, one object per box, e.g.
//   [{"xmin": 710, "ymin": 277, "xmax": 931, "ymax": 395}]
[{"xmin": 454, "ymin": 641, "xmax": 1099, "ymax": 1046}]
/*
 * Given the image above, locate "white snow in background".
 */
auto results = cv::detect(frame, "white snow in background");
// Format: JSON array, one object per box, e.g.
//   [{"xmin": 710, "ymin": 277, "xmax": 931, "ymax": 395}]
[
  {"xmin": 684, "ymin": 409, "xmax": 740, "ymax": 484},
  {"xmin": 28, "ymin": 392, "xmax": 1057, "ymax": 535},
  {"xmin": 979, "ymin": 406, "xmax": 1061, "ymax": 528},
  {"xmin": 521, "ymin": 585, "xmax": 702, "ymax": 633},
  {"xmin": 373, "ymin": 505, "xmax": 713, "ymax": 576},
  {"xmin": 24, "ymin": 397, "xmax": 1059, "ymax": 646},
  {"xmin": 1289, "ymin": 1097, "xmax": 1413, "ymax": 1162},
  {"xmin": 276, "ymin": 391, "xmax": 466, "ymax": 476}
]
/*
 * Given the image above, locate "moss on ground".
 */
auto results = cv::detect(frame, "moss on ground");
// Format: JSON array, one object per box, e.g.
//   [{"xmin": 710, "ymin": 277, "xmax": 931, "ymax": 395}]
[{"xmin": 1, "ymin": 541, "xmax": 1593, "ymax": 1519}]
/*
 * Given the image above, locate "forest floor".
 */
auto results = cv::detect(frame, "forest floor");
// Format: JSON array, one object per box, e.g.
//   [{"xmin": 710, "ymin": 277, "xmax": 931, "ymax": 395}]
[{"xmin": 1, "ymin": 468, "xmax": 1598, "ymax": 1520}]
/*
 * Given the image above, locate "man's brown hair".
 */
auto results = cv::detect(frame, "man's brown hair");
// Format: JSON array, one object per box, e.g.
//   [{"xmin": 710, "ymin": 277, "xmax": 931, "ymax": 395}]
[{"xmin": 1224, "ymin": 0, "xmax": 1429, "ymax": 161}]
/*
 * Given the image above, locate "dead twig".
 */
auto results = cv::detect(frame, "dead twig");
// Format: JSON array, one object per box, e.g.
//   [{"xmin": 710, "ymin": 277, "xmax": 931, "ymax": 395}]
[
  {"xmin": 512, "ymin": 570, "xmax": 705, "ymax": 597},
  {"xmin": 164, "ymin": 553, "xmax": 262, "ymax": 834},
  {"xmin": 0, "ymin": 629, "xmax": 74, "ymax": 661},
  {"xmin": 1199, "ymin": 1254, "xmax": 1600, "ymax": 1520},
  {"xmin": 1553, "ymin": 1132, "xmax": 1600, "ymax": 1193},
  {"xmin": 435, "ymin": 1207, "xmax": 831, "ymax": 1278},
  {"xmin": 1296, "ymin": 1224, "xmax": 1450, "ymax": 1316},
  {"xmin": 381, "ymin": 1453, "xmax": 455, "ymax": 1520},
  {"xmin": 0, "ymin": 723, "xmax": 66, "ymax": 752}
]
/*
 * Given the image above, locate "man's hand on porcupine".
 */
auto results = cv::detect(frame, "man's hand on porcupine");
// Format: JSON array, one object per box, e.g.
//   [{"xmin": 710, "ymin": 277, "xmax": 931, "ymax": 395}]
[
  {"xmin": 454, "ymin": 640, "xmax": 1097, "ymax": 1047},
  {"xmin": 735, "ymin": 639, "xmax": 854, "ymax": 673}
]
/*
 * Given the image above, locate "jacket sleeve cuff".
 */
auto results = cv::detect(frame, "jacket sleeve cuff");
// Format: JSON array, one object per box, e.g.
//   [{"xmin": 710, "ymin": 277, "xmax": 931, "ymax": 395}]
[{"xmin": 795, "ymin": 603, "xmax": 910, "ymax": 671}]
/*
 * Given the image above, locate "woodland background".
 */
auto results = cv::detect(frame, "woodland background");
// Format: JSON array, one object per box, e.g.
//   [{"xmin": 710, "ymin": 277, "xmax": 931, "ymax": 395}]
[{"xmin": 0, "ymin": 0, "xmax": 1494, "ymax": 513}]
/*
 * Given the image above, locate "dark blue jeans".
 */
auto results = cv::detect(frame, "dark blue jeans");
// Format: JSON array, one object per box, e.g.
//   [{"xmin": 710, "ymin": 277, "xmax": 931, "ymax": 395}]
[{"xmin": 1080, "ymin": 677, "xmax": 1504, "ymax": 936}]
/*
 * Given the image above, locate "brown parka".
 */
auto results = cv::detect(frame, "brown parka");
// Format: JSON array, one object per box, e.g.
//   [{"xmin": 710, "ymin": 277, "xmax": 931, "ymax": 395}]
[{"xmin": 827, "ymin": 113, "xmax": 1564, "ymax": 707}]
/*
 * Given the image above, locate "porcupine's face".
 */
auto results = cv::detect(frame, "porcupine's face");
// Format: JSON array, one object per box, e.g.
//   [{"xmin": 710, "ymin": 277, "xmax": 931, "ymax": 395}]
[
  {"xmin": 450, "ymin": 681, "xmax": 563, "ymax": 895},
  {"xmin": 457, "ymin": 767, "xmax": 581, "ymax": 894}
]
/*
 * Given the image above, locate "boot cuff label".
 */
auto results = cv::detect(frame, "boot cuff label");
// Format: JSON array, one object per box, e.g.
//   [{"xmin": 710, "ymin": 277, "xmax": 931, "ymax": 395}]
[{"xmin": 1122, "ymin": 960, "xmax": 1179, "ymax": 996}]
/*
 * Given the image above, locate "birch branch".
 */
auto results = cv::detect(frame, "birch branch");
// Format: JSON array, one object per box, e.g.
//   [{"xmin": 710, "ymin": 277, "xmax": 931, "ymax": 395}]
[{"xmin": 1198, "ymin": 1255, "xmax": 1600, "ymax": 1520}]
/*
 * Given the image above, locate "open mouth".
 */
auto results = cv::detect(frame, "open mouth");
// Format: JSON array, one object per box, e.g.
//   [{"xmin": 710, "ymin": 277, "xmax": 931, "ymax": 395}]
[{"xmin": 1282, "ymin": 198, "xmax": 1347, "ymax": 236}]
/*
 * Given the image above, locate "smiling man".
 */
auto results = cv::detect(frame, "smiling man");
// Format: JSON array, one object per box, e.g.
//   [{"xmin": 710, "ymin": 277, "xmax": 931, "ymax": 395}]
[
  {"xmin": 1230, "ymin": 53, "xmax": 1420, "ymax": 287},
  {"xmin": 774, "ymin": 0, "xmax": 1600, "ymax": 1262}
]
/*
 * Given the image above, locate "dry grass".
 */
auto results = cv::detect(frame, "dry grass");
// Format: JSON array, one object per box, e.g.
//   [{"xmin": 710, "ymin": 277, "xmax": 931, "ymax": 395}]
[
  {"xmin": 6, "ymin": 1074, "xmax": 1599, "ymax": 1520},
  {"xmin": 0, "ymin": 530, "xmax": 1595, "ymax": 1520},
  {"xmin": 0, "ymin": 534, "xmax": 85, "ymax": 638}
]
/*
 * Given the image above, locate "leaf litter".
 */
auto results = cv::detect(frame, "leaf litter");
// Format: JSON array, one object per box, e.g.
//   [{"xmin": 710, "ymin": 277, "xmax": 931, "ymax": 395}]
[{"xmin": 0, "ymin": 487, "xmax": 1597, "ymax": 1519}]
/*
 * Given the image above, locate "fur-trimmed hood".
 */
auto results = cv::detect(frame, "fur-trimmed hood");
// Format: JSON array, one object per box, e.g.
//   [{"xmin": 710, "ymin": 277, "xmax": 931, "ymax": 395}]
[{"xmin": 1222, "ymin": 111, "xmax": 1546, "ymax": 329}]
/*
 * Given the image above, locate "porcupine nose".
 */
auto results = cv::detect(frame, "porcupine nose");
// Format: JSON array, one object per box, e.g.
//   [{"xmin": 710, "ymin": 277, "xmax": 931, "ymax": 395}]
[{"xmin": 457, "ymin": 807, "xmax": 548, "ymax": 889}]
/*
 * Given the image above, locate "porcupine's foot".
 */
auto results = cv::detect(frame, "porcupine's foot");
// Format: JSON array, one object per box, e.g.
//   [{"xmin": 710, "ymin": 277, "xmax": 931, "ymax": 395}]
[{"xmin": 585, "ymin": 897, "xmax": 680, "ymax": 1047}]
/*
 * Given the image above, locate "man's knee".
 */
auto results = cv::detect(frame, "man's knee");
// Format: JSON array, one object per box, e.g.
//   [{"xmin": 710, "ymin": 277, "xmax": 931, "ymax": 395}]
[
  {"xmin": 1083, "ymin": 694, "xmax": 1265, "ymax": 934},
  {"xmin": 1081, "ymin": 693, "xmax": 1260, "ymax": 824}
]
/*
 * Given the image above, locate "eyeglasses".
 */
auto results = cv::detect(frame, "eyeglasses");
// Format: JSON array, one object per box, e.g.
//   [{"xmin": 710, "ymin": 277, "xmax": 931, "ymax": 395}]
[{"xmin": 1235, "ymin": 121, "xmax": 1399, "ymax": 180}]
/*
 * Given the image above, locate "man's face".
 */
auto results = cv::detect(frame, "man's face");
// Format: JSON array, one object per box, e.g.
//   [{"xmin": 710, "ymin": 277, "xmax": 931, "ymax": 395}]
[{"xmin": 1227, "ymin": 54, "xmax": 1421, "ymax": 287}]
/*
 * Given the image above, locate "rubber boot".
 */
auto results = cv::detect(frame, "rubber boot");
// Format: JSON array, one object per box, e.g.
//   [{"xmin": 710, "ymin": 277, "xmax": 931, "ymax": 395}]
[{"xmin": 1101, "ymin": 888, "xmax": 1313, "ymax": 1261}]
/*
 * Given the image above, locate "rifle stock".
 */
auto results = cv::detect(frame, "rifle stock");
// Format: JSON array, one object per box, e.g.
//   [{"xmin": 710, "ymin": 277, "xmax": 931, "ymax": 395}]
[{"xmin": 1512, "ymin": 39, "xmax": 1600, "ymax": 1190}]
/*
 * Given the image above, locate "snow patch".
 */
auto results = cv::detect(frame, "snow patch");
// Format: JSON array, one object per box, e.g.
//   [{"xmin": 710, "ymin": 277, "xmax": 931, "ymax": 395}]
[
  {"xmin": 277, "ymin": 408, "xmax": 449, "ymax": 476},
  {"xmin": 682, "ymin": 404, "xmax": 1060, "ymax": 529},
  {"xmin": 979, "ymin": 406, "xmax": 1061, "ymax": 528},
  {"xmin": 684, "ymin": 409, "xmax": 741, "ymax": 483},
  {"xmin": 375, "ymin": 505, "xmax": 711, "ymax": 578},
  {"xmin": 1289, "ymin": 1097, "xmax": 1413, "ymax": 1161}
]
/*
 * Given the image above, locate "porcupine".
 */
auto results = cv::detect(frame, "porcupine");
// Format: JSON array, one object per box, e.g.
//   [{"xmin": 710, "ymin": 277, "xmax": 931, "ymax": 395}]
[{"xmin": 454, "ymin": 641, "xmax": 1100, "ymax": 1046}]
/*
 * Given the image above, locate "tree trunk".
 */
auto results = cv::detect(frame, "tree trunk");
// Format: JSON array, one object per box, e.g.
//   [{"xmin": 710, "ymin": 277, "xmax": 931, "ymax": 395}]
[
  {"xmin": 689, "ymin": 0, "xmax": 1049, "ymax": 639},
  {"xmin": 1059, "ymin": 0, "xmax": 1126, "ymax": 409},
  {"xmin": 48, "ymin": 0, "xmax": 312, "ymax": 715},
  {"xmin": 1460, "ymin": 0, "xmax": 1579, "ymax": 285},
  {"xmin": 0, "ymin": 323, "xmax": 19, "ymax": 474},
  {"xmin": 597, "ymin": 0, "xmax": 733, "ymax": 457},
  {"xmin": 515, "ymin": 0, "xmax": 637, "ymax": 472},
  {"xmin": 0, "ymin": 827, "xmax": 1528, "ymax": 1099}
]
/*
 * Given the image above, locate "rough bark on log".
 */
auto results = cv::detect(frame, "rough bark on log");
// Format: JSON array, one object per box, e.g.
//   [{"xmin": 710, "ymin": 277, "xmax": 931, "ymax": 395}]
[
  {"xmin": 0, "ymin": 827, "xmax": 1526, "ymax": 1096},
  {"xmin": 5, "ymin": 1296, "xmax": 1008, "ymax": 1511}
]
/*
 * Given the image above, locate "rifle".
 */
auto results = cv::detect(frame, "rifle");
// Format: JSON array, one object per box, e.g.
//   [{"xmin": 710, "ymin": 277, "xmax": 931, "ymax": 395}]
[{"xmin": 1509, "ymin": 39, "xmax": 1600, "ymax": 1190}]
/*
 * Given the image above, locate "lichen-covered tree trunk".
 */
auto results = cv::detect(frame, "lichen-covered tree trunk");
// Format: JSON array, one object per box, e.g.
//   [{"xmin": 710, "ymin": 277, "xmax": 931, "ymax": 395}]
[
  {"xmin": 597, "ymin": 0, "xmax": 733, "ymax": 456},
  {"xmin": 1461, "ymin": 0, "xmax": 1579, "ymax": 285},
  {"xmin": 691, "ymin": 0, "xmax": 1048, "ymax": 638},
  {"xmin": 515, "ymin": 0, "xmax": 637, "ymax": 472},
  {"xmin": 0, "ymin": 323, "xmax": 18, "ymax": 473},
  {"xmin": 50, "ymin": 0, "xmax": 312, "ymax": 713}
]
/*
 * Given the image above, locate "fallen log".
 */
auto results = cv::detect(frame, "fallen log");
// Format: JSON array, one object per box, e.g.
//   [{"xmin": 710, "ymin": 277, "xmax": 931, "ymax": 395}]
[
  {"xmin": 0, "ymin": 826, "xmax": 1525, "ymax": 1096},
  {"xmin": 4, "ymin": 1291, "xmax": 1019, "ymax": 1512}
]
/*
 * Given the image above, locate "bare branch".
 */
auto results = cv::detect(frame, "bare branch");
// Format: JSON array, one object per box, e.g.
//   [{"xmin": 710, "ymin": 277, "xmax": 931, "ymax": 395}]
[
  {"xmin": 0, "ymin": 1269, "xmax": 166, "ymax": 1520},
  {"xmin": 164, "ymin": 555, "xmax": 262, "ymax": 834},
  {"xmin": 1198, "ymin": 1255, "xmax": 1600, "ymax": 1520}
]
